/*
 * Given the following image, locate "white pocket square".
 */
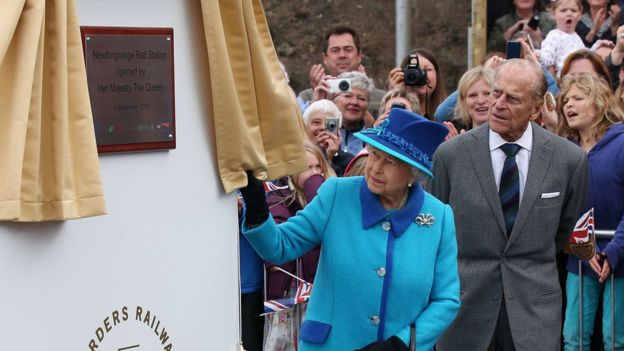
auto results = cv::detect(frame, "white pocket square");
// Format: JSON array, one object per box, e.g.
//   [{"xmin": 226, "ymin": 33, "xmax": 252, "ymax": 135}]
[{"xmin": 541, "ymin": 192, "xmax": 560, "ymax": 199}]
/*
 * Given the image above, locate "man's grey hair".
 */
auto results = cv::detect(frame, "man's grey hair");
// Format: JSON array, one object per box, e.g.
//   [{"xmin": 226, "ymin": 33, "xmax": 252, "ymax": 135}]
[
  {"xmin": 496, "ymin": 59, "xmax": 546, "ymax": 104},
  {"xmin": 336, "ymin": 71, "xmax": 375, "ymax": 97}
]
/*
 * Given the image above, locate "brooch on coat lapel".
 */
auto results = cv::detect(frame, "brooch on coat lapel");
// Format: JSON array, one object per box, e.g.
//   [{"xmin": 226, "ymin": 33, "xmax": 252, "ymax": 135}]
[{"xmin": 415, "ymin": 213, "xmax": 435, "ymax": 227}]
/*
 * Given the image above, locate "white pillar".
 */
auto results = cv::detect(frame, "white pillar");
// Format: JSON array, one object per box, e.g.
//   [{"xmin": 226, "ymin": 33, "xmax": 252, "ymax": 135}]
[{"xmin": 395, "ymin": 0, "xmax": 411, "ymax": 66}]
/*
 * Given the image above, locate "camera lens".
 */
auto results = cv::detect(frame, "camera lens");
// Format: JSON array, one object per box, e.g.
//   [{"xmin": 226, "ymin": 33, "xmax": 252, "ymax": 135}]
[
  {"xmin": 327, "ymin": 121, "xmax": 336, "ymax": 129},
  {"xmin": 338, "ymin": 80, "xmax": 350, "ymax": 92},
  {"xmin": 403, "ymin": 67, "xmax": 427, "ymax": 86}
]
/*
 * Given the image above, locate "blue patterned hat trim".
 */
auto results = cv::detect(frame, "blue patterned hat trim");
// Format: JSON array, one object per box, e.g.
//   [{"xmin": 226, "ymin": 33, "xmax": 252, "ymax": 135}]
[{"xmin": 355, "ymin": 121, "xmax": 434, "ymax": 178}]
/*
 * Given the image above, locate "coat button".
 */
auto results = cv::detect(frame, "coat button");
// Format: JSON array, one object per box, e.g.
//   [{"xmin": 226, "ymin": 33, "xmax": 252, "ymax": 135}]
[
  {"xmin": 376, "ymin": 267, "xmax": 386, "ymax": 277},
  {"xmin": 382, "ymin": 221, "xmax": 391, "ymax": 231},
  {"xmin": 371, "ymin": 315, "xmax": 380, "ymax": 325}
]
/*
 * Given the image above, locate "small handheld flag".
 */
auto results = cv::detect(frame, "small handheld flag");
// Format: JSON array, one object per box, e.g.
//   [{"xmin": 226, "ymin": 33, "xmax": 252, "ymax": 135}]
[
  {"xmin": 262, "ymin": 267, "xmax": 313, "ymax": 316},
  {"xmin": 263, "ymin": 181, "xmax": 289, "ymax": 192},
  {"xmin": 565, "ymin": 208, "xmax": 596, "ymax": 260}
]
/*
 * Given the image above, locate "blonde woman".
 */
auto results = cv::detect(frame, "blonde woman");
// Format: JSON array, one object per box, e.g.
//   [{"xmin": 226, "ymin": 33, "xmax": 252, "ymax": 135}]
[
  {"xmin": 452, "ymin": 66, "xmax": 495, "ymax": 132},
  {"xmin": 557, "ymin": 73, "xmax": 624, "ymax": 350}
]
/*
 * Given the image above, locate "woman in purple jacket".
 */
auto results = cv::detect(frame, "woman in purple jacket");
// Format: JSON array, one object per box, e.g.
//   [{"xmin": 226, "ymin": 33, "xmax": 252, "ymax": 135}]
[
  {"xmin": 557, "ymin": 73, "xmax": 624, "ymax": 350},
  {"xmin": 263, "ymin": 141, "xmax": 336, "ymax": 350},
  {"xmin": 265, "ymin": 141, "xmax": 336, "ymax": 300}
]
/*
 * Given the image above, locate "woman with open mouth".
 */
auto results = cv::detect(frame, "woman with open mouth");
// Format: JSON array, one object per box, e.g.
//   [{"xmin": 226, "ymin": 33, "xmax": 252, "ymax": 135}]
[
  {"xmin": 556, "ymin": 73, "xmax": 624, "ymax": 351},
  {"xmin": 446, "ymin": 65, "xmax": 495, "ymax": 136}
]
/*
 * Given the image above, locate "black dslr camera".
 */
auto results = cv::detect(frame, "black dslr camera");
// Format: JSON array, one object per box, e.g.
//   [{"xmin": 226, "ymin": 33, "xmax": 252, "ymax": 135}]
[{"xmin": 402, "ymin": 54, "xmax": 427, "ymax": 86}]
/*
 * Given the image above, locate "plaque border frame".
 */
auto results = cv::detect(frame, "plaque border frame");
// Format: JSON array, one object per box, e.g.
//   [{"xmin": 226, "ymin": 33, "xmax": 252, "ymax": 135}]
[{"xmin": 80, "ymin": 26, "xmax": 176, "ymax": 153}]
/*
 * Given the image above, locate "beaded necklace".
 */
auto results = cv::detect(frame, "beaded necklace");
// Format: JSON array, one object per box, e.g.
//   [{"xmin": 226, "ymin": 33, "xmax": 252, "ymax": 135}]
[{"xmin": 397, "ymin": 188, "xmax": 409, "ymax": 209}]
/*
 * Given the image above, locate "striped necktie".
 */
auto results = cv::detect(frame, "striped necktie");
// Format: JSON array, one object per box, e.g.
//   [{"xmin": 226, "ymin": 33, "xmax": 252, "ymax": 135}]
[{"xmin": 499, "ymin": 143, "xmax": 521, "ymax": 235}]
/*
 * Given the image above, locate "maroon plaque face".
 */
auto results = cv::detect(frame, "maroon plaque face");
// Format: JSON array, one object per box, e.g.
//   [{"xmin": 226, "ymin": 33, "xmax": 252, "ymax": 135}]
[{"xmin": 81, "ymin": 27, "xmax": 175, "ymax": 153}]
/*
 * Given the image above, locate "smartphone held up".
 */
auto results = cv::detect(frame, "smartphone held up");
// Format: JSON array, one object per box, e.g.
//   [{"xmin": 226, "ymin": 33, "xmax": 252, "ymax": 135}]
[{"xmin": 506, "ymin": 41, "xmax": 522, "ymax": 59}]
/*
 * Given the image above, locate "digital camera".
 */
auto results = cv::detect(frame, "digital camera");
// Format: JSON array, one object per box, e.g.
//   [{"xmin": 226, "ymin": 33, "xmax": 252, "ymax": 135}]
[
  {"xmin": 324, "ymin": 117, "xmax": 340, "ymax": 133},
  {"xmin": 390, "ymin": 102, "xmax": 406, "ymax": 110},
  {"xmin": 327, "ymin": 78, "xmax": 351, "ymax": 94},
  {"xmin": 402, "ymin": 54, "xmax": 427, "ymax": 86}
]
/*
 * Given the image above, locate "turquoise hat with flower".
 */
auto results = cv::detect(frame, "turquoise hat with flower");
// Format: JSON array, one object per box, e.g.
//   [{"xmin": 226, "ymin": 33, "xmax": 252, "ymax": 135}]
[{"xmin": 354, "ymin": 109, "xmax": 449, "ymax": 178}]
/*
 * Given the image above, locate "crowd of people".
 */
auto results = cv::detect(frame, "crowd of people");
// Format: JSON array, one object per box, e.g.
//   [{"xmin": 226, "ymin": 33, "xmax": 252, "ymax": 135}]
[{"xmin": 238, "ymin": 1, "xmax": 624, "ymax": 350}]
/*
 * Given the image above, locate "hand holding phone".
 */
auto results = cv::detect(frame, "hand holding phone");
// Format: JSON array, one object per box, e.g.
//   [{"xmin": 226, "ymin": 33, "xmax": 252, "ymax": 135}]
[
  {"xmin": 527, "ymin": 13, "xmax": 540, "ymax": 30},
  {"xmin": 506, "ymin": 41, "xmax": 522, "ymax": 59}
]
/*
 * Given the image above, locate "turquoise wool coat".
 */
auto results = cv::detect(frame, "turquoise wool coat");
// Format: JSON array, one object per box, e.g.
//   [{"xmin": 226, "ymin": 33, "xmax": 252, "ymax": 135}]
[{"xmin": 243, "ymin": 176, "xmax": 460, "ymax": 350}]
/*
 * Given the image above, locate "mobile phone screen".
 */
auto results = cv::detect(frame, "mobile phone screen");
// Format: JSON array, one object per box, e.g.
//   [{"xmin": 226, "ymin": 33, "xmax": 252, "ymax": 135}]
[{"xmin": 506, "ymin": 41, "xmax": 522, "ymax": 59}]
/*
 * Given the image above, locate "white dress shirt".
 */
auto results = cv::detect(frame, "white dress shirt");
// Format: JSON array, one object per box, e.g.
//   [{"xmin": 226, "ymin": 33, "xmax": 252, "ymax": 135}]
[{"xmin": 489, "ymin": 125, "xmax": 533, "ymax": 204}]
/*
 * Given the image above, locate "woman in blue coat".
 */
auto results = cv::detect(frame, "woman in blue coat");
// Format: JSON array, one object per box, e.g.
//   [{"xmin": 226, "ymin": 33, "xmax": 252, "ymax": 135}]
[
  {"xmin": 240, "ymin": 109, "xmax": 460, "ymax": 351},
  {"xmin": 557, "ymin": 73, "xmax": 624, "ymax": 350}
]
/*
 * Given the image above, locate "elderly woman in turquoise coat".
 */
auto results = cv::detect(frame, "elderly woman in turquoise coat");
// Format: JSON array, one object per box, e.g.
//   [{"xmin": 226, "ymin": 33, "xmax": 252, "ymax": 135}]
[{"xmin": 240, "ymin": 108, "xmax": 460, "ymax": 351}]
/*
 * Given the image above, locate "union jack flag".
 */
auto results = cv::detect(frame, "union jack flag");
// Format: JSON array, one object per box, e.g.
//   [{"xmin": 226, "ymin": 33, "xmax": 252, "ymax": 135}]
[
  {"xmin": 262, "ymin": 279, "xmax": 313, "ymax": 315},
  {"xmin": 263, "ymin": 297, "xmax": 296, "ymax": 314},
  {"xmin": 568, "ymin": 208, "xmax": 594, "ymax": 244},
  {"xmin": 295, "ymin": 280, "xmax": 312, "ymax": 304},
  {"xmin": 263, "ymin": 181, "xmax": 289, "ymax": 192}
]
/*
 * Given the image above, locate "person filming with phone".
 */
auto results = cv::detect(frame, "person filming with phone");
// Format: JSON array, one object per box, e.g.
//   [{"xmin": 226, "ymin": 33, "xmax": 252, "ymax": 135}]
[{"xmin": 488, "ymin": 0, "xmax": 555, "ymax": 53}]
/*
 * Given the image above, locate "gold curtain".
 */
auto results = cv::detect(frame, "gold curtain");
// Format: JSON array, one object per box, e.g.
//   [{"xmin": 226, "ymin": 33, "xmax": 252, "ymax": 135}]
[
  {"xmin": 200, "ymin": 0, "xmax": 308, "ymax": 193},
  {"xmin": 0, "ymin": 0, "xmax": 106, "ymax": 221}
]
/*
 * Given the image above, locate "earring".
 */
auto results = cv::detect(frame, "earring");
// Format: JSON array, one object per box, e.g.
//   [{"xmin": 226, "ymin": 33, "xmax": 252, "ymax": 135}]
[{"xmin": 408, "ymin": 183, "xmax": 412, "ymax": 188}]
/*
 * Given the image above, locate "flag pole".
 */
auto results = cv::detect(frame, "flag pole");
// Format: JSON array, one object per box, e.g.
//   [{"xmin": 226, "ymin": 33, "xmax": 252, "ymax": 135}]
[
  {"xmin": 611, "ymin": 271, "xmax": 615, "ymax": 351},
  {"xmin": 271, "ymin": 265, "xmax": 308, "ymax": 284},
  {"xmin": 579, "ymin": 260, "xmax": 583, "ymax": 351},
  {"xmin": 596, "ymin": 229, "xmax": 616, "ymax": 351}
]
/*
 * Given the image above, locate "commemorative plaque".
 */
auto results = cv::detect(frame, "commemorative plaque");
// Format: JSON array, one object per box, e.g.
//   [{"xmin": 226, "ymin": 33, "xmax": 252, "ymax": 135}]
[{"xmin": 81, "ymin": 27, "xmax": 175, "ymax": 153}]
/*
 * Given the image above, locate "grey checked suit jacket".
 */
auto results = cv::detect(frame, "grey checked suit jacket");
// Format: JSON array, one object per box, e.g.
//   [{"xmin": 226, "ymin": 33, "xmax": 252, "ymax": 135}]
[{"xmin": 433, "ymin": 122, "xmax": 588, "ymax": 351}]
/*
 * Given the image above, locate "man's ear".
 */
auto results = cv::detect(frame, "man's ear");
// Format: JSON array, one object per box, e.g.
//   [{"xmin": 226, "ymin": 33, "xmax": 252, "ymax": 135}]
[
  {"xmin": 529, "ymin": 101, "xmax": 544, "ymax": 121},
  {"xmin": 355, "ymin": 50, "xmax": 362, "ymax": 63}
]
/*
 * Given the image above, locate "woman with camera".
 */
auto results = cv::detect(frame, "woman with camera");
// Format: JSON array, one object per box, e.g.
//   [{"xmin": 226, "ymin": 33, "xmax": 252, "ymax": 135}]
[
  {"xmin": 240, "ymin": 108, "xmax": 459, "ymax": 351},
  {"xmin": 387, "ymin": 48, "xmax": 447, "ymax": 120},
  {"xmin": 373, "ymin": 89, "xmax": 419, "ymax": 128},
  {"xmin": 302, "ymin": 99, "xmax": 354, "ymax": 176},
  {"xmin": 310, "ymin": 71, "xmax": 375, "ymax": 156},
  {"xmin": 487, "ymin": 0, "xmax": 555, "ymax": 53}
]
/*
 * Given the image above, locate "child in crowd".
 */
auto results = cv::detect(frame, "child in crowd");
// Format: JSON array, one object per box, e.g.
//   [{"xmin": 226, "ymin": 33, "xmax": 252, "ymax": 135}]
[{"xmin": 539, "ymin": 0, "xmax": 584, "ymax": 77}]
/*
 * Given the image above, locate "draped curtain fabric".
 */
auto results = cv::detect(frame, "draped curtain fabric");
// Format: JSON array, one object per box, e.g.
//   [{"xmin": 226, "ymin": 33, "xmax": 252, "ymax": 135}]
[
  {"xmin": 0, "ymin": 0, "xmax": 106, "ymax": 221},
  {"xmin": 200, "ymin": 0, "xmax": 308, "ymax": 193}
]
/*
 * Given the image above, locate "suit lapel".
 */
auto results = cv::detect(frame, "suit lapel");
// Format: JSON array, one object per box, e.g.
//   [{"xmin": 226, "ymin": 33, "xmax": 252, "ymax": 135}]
[
  {"xmin": 505, "ymin": 123, "xmax": 554, "ymax": 249},
  {"xmin": 468, "ymin": 125, "xmax": 507, "ymax": 236}
]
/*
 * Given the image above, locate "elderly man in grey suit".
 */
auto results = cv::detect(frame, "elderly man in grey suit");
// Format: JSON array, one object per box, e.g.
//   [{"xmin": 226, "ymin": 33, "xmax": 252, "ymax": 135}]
[{"xmin": 433, "ymin": 59, "xmax": 588, "ymax": 351}]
